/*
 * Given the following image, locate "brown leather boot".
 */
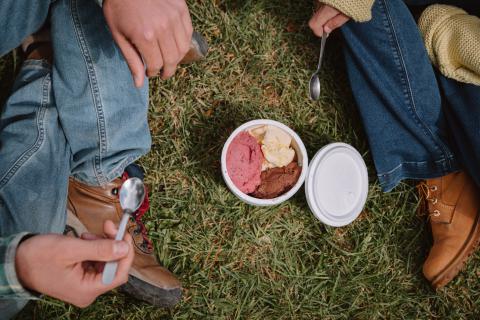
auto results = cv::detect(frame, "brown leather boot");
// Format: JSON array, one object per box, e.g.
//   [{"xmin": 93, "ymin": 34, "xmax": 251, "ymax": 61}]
[
  {"xmin": 66, "ymin": 174, "xmax": 182, "ymax": 307},
  {"xmin": 419, "ymin": 171, "xmax": 480, "ymax": 289}
]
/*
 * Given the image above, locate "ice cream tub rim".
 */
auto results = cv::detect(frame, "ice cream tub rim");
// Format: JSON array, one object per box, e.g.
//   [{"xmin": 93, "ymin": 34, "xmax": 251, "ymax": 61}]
[{"xmin": 221, "ymin": 119, "xmax": 309, "ymax": 206}]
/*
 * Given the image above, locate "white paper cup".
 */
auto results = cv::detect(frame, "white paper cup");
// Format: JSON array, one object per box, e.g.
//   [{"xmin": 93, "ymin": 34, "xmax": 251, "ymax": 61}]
[{"xmin": 221, "ymin": 119, "xmax": 308, "ymax": 206}]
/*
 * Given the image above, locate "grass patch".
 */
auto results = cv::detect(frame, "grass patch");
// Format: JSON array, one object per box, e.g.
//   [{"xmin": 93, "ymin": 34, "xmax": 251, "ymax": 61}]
[{"xmin": 2, "ymin": 0, "xmax": 480, "ymax": 319}]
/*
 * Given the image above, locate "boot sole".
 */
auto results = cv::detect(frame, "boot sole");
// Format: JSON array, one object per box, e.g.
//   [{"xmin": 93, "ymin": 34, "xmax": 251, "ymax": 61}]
[
  {"xmin": 431, "ymin": 211, "xmax": 480, "ymax": 289},
  {"xmin": 120, "ymin": 275, "xmax": 182, "ymax": 308},
  {"xmin": 66, "ymin": 210, "xmax": 182, "ymax": 307}
]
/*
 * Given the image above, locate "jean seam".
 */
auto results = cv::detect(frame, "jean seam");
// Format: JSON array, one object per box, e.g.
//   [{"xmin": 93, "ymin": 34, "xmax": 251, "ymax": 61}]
[
  {"xmin": 0, "ymin": 74, "xmax": 50, "ymax": 190},
  {"xmin": 377, "ymin": 156, "xmax": 457, "ymax": 177},
  {"xmin": 71, "ymin": 0, "xmax": 108, "ymax": 185},
  {"xmin": 380, "ymin": 0, "xmax": 453, "ymax": 168},
  {"xmin": 377, "ymin": 159, "xmax": 459, "ymax": 192}
]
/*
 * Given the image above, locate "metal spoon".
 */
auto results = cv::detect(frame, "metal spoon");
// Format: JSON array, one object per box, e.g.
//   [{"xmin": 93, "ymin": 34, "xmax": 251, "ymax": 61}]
[
  {"xmin": 309, "ymin": 33, "xmax": 329, "ymax": 101},
  {"xmin": 102, "ymin": 177, "xmax": 145, "ymax": 285}
]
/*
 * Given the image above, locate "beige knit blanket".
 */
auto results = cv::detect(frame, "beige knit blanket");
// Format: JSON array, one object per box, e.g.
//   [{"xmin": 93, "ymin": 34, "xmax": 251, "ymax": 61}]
[{"xmin": 419, "ymin": 5, "xmax": 480, "ymax": 85}]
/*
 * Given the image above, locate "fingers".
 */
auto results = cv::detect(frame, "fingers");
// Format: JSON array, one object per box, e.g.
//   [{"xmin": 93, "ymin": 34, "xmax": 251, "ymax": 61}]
[
  {"xmin": 79, "ymin": 221, "xmax": 128, "ymax": 276},
  {"xmin": 136, "ymin": 36, "xmax": 164, "ymax": 78},
  {"xmin": 103, "ymin": 220, "xmax": 119, "ymax": 239},
  {"xmin": 159, "ymin": 32, "xmax": 180, "ymax": 80},
  {"xmin": 73, "ymin": 220, "xmax": 130, "ymax": 261},
  {"xmin": 92, "ymin": 233, "xmax": 134, "ymax": 291},
  {"xmin": 74, "ymin": 237, "xmax": 130, "ymax": 262},
  {"xmin": 173, "ymin": 20, "xmax": 191, "ymax": 66},
  {"xmin": 324, "ymin": 14, "xmax": 350, "ymax": 34},
  {"xmin": 81, "ymin": 233, "xmax": 102, "ymax": 241},
  {"xmin": 181, "ymin": 5, "xmax": 193, "ymax": 42},
  {"xmin": 163, "ymin": 0, "xmax": 192, "ymax": 79},
  {"xmin": 110, "ymin": 233, "xmax": 135, "ymax": 287},
  {"xmin": 309, "ymin": 5, "xmax": 339, "ymax": 37},
  {"xmin": 112, "ymin": 32, "xmax": 145, "ymax": 88},
  {"xmin": 105, "ymin": 0, "xmax": 193, "ymax": 83},
  {"xmin": 178, "ymin": 2, "xmax": 194, "ymax": 55},
  {"xmin": 158, "ymin": 1, "xmax": 191, "ymax": 79}
]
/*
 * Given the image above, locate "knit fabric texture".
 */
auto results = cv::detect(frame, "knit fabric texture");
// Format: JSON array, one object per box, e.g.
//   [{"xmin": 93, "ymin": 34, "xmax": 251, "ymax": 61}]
[
  {"xmin": 318, "ymin": 0, "xmax": 374, "ymax": 22},
  {"xmin": 419, "ymin": 4, "xmax": 480, "ymax": 85}
]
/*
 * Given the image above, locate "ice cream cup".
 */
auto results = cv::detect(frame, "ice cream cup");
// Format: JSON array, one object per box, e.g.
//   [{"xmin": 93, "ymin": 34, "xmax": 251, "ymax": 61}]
[{"xmin": 221, "ymin": 119, "xmax": 308, "ymax": 206}]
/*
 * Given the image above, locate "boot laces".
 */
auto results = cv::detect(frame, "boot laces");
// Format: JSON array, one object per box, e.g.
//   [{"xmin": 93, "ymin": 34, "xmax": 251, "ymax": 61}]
[
  {"xmin": 122, "ymin": 172, "xmax": 154, "ymax": 251},
  {"xmin": 417, "ymin": 182, "xmax": 441, "ymax": 218}
]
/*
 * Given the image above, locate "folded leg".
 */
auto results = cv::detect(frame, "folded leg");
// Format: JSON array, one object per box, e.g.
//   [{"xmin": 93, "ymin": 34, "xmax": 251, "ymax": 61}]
[{"xmin": 50, "ymin": 0, "xmax": 151, "ymax": 186}]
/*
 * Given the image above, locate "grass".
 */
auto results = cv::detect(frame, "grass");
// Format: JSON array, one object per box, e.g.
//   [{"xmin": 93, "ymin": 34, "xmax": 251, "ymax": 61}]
[{"xmin": 2, "ymin": 0, "xmax": 480, "ymax": 318}]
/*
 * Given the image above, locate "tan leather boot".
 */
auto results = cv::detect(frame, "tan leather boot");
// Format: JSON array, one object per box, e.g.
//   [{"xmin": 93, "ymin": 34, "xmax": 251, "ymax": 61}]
[
  {"xmin": 66, "ymin": 175, "xmax": 182, "ymax": 307},
  {"xmin": 419, "ymin": 171, "xmax": 480, "ymax": 289}
]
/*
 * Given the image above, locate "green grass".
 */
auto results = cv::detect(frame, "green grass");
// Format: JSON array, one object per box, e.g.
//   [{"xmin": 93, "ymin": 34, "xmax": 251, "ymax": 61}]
[{"xmin": 3, "ymin": 0, "xmax": 480, "ymax": 319}]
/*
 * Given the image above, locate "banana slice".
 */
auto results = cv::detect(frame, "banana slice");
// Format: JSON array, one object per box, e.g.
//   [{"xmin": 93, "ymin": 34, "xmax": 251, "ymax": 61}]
[
  {"xmin": 250, "ymin": 125, "xmax": 295, "ymax": 169},
  {"xmin": 262, "ymin": 145, "xmax": 295, "ymax": 168}
]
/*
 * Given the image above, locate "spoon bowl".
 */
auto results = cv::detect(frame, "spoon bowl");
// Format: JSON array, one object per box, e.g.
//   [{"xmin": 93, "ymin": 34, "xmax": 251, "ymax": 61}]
[
  {"xmin": 119, "ymin": 177, "xmax": 145, "ymax": 213},
  {"xmin": 309, "ymin": 74, "xmax": 321, "ymax": 101}
]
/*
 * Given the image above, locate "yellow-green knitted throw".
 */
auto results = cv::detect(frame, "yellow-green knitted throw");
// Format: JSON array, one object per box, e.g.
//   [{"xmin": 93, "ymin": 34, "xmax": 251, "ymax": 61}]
[
  {"xmin": 419, "ymin": 4, "xmax": 480, "ymax": 86},
  {"xmin": 318, "ymin": 0, "xmax": 374, "ymax": 22}
]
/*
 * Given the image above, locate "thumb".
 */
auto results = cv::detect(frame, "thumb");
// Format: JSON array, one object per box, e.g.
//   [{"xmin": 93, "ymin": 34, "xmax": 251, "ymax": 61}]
[{"xmin": 72, "ymin": 238, "xmax": 130, "ymax": 262}]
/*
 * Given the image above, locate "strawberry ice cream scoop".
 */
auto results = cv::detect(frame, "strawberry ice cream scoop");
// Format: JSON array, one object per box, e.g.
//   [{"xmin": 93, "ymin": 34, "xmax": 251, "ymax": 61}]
[{"xmin": 226, "ymin": 132, "xmax": 263, "ymax": 194}]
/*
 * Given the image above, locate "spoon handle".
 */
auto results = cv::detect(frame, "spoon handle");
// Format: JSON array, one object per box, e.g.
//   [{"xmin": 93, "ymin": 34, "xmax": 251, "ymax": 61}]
[
  {"xmin": 102, "ymin": 212, "xmax": 130, "ymax": 285},
  {"xmin": 316, "ymin": 33, "xmax": 329, "ymax": 72}
]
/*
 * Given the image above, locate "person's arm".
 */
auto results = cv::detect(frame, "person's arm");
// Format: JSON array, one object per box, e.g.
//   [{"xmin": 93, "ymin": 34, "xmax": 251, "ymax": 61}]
[
  {"xmin": 0, "ymin": 233, "xmax": 38, "ymax": 299},
  {"xmin": 309, "ymin": 0, "xmax": 374, "ymax": 37}
]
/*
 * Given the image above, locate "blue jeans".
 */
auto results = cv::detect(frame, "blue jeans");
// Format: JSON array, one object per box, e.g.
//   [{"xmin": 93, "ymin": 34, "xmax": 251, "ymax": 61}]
[
  {"xmin": 341, "ymin": 0, "xmax": 480, "ymax": 191},
  {"xmin": 0, "ymin": 0, "xmax": 150, "ymax": 317}
]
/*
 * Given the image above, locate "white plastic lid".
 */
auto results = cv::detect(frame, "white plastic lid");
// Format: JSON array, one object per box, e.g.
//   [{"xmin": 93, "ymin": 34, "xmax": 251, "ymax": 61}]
[{"xmin": 305, "ymin": 143, "xmax": 368, "ymax": 227}]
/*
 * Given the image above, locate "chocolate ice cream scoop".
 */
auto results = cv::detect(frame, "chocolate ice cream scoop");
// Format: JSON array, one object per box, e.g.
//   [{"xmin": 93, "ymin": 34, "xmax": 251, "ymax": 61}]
[{"xmin": 251, "ymin": 162, "xmax": 301, "ymax": 199}]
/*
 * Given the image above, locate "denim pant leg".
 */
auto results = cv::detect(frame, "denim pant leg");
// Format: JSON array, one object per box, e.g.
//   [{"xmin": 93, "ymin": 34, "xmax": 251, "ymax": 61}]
[
  {"xmin": 0, "ymin": 61, "xmax": 69, "ymax": 235},
  {"xmin": 0, "ymin": 62, "xmax": 70, "ymax": 318},
  {"xmin": 341, "ymin": 0, "xmax": 459, "ymax": 191},
  {"xmin": 0, "ymin": 1, "xmax": 70, "ymax": 316},
  {"xmin": 50, "ymin": 0, "xmax": 151, "ymax": 186},
  {"xmin": 438, "ymin": 77, "xmax": 480, "ymax": 187}
]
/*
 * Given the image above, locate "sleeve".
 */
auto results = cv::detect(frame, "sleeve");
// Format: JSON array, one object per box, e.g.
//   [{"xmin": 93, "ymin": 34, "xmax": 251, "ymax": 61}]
[
  {"xmin": 318, "ymin": 0, "xmax": 375, "ymax": 22},
  {"xmin": 418, "ymin": 4, "xmax": 480, "ymax": 86},
  {"xmin": 0, "ymin": 233, "xmax": 39, "ymax": 299}
]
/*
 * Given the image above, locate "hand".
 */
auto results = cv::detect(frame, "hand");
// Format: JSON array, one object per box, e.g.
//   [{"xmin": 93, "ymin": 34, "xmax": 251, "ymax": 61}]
[
  {"xmin": 103, "ymin": 0, "xmax": 193, "ymax": 87},
  {"xmin": 15, "ymin": 220, "xmax": 134, "ymax": 307},
  {"xmin": 309, "ymin": 4, "xmax": 350, "ymax": 37}
]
